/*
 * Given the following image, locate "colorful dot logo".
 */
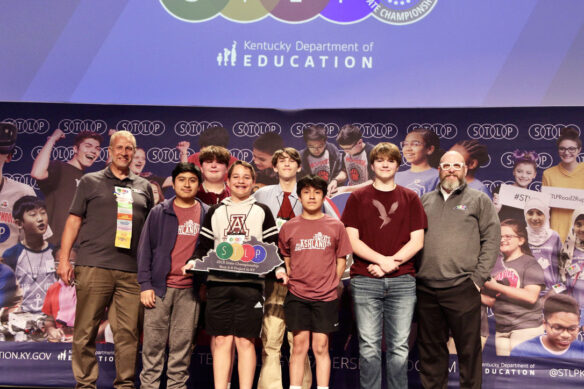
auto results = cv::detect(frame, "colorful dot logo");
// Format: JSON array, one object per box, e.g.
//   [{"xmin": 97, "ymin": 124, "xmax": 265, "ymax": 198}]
[
  {"xmin": 160, "ymin": 0, "xmax": 438, "ymax": 25},
  {"xmin": 216, "ymin": 242, "xmax": 267, "ymax": 263}
]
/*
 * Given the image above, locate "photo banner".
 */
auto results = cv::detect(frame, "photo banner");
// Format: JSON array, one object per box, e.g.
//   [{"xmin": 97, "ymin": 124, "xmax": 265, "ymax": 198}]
[{"xmin": 0, "ymin": 101, "xmax": 583, "ymax": 388}]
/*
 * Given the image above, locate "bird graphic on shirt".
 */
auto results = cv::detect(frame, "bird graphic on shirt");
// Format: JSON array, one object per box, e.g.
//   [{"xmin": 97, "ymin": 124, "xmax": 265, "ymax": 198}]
[{"xmin": 372, "ymin": 200, "xmax": 398, "ymax": 229}]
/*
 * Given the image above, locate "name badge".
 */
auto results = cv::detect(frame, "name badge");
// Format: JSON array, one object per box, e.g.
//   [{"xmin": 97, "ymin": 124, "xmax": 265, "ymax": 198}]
[
  {"xmin": 276, "ymin": 217, "xmax": 289, "ymax": 231},
  {"xmin": 551, "ymin": 283, "xmax": 567, "ymax": 294},
  {"xmin": 114, "ymin": 186, "xmax": 133, "ymax": 249},
  {"xmin": 537, "ymin": 257, "xmax": 550, "ymax": 270},
  {"xmin": 566, "ymin": 263, "xmax": 581, "ymax": 277}
]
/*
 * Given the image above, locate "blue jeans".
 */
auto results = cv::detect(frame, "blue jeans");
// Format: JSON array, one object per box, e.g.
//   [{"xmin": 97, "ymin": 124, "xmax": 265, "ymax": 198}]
[{"xmin": 351, "ymin": 274, "xmax": 416, "ymax": 389}]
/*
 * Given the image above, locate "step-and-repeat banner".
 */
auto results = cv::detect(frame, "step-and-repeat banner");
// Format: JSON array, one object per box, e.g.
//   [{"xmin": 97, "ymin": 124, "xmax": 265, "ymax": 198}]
[{"xmin": 1, "ymin": 102, "xmax": 583, "ymax": 388}]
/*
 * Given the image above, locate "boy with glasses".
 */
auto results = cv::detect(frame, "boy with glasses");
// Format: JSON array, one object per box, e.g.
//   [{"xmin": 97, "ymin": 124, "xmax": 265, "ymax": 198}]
[
  {"xmin": 299, "ymin": 125, "xmax": 342, "ymax": 185},
  {"xmin": 511, "ymin": 293, "xmax": 584, "ymax": 358}
]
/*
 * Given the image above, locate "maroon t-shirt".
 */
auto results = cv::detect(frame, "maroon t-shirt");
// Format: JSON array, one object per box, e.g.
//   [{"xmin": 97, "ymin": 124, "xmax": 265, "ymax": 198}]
[
  {"xmin": 196, "ymin": 184, "xmax": 230, "ymax": 206},
  {"xmin": 167, "ymin": 202, "xmax": 202, "ymax": 288},
  {"xmin": 279, "ymin": 215, "xmax": 352, "ymax": 301},
  {"xmin": 341, "ymin": 184, "xmax": 427, "ymax": 278}
]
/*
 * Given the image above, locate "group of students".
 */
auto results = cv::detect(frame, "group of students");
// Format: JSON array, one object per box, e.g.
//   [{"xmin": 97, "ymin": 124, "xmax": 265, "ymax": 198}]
[{"xmin": 134, "ymin": 141, "xmax": 428, "ymax": 389}]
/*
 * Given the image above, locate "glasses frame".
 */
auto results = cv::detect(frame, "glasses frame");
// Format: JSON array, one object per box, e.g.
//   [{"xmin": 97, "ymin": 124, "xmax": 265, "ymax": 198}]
[{"xmin": 439, "ymin": 162, "xmax": 465, "ymax": 171}]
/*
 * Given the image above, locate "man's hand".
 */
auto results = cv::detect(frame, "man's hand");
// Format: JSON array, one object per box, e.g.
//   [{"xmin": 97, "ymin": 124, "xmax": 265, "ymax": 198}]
[
  {"xmin": 141, "ymin": 290, "xmax": 156, "ymax": 308},
  {"xmin": 57, "ymin": 259, "xmax": 74, "ymax": 286},
  {"xmin": 276, "ymin": 269, "xmax": 289, "ymax": 285}
]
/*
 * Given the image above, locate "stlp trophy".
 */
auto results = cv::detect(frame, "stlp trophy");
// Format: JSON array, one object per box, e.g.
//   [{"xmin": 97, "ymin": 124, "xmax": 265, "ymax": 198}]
[{"xmin": 187, "ymin": 236, "xmax": 283, "ymax": 275}]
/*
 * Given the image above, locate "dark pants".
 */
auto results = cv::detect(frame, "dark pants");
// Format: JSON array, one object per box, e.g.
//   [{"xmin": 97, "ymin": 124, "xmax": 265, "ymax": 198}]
[{"xmin": 416, "ymin": 279, "xmax": 482, "ymax": 389}]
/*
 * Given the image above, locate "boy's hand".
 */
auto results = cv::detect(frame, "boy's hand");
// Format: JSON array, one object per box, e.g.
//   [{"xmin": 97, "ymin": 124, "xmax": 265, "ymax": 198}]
[
  {"xmin": 379, "ymin": 256, "xmax": 399, "ymax": 274},
  {"xmin": 48, "ymin": 129, "xmax": 65, "ymax": 144},
  {"xmin": 47, "ymin": 327, "xmax": 65, "ymax": 341},
  {"xmin": 57, "ymin": 259, "xmax": 74, "ymax": 285},
  {"xmin": 181, "ymin": 262, "xmax": 195, "ymax": 275},
  {"xmin": 367, "ymin": 264, "xmax": 385, "ymax": 278},
  {"xmin": 327, "ymin": 179, "xmax": 339, "ymax": 196},
  {"xmin": 276, "ymin": 269, "xmax": 289, "ymax": 285},
  {"xmin": 141, "ymin": 290, "xmax": 156, "ymax": 308}
]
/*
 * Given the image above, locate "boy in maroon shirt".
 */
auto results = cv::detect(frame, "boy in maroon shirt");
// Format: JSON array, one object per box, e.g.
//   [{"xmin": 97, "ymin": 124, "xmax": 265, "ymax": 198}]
[
  {"xmin": 341, "ymin": 142, "xmax": 427, "ymax": 389},
  {"xmin": 279, "ymin": 175, "xmax": 352, "ymax": 389}
]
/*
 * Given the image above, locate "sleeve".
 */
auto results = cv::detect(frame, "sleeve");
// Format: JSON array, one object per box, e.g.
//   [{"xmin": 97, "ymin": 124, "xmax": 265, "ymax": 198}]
[
  {"xmin": 2, "ymin": 245, "xmax": 20, "ymax": 270},
  {"xmin": 407, "ymin": 192, "xmax": 428, "ymax": 232},
  {"xmin": 341, "ymin": 192, "xmax": 360, "ymax": 229},
  {"xmin": 68, "ymin": 176, "xmax": 89, "ymax": 216},
  {"xmin": 471, "ymin": 194, "xmax": 502, "ymax": 288},
  {"xmin": 336, "ymin": 222, "xmax": 353, "ymax": 257},
  {"xmin": 260, "ymin": 203, "xmax": 279, "ymax": 245},
  {"xmin": 136, "ymin": 206, "xmax": 158, "ymax": 291},
  {"xmin": 191, "ymin": 205, "xmax": 218, "ymax": 261},
  {"xmin": 523, "ymin": 260, "xmax": 545, "ymax": 287},
  {"xmin": 278, "ymin": 223, "xmax": 290, "ymax": 257},
  {"xmin": 36, "ymin": 161, "xmax": 60, "ymax": 193}
]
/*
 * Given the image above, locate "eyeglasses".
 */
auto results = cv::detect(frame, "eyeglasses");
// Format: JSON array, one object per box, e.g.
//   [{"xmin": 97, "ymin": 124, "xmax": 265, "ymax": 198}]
[
  {"xmin": 501, "ymin": 234, "xmax": 519, "ymax": 241},
  {"xmin": 400, "ymin": 141, "xmax": 423, "ymax": 149},
  {"xmin": 546, "ymin": 322, "xmax": 580, "ymax": 334},
  {"xmin": 307, "ymin": 144, "xmax": 325, "ymax": 151},
  {"xmin": 558, "ymin": 146, "xmax": 579, "ymax": 154},
  {"xmin": 439, "ymin": 162, "xmax": 465, "ymax": 171}
]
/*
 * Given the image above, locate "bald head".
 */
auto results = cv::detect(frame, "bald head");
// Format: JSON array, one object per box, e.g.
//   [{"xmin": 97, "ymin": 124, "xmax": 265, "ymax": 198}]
[{"xmin": 440, "ymin": 150, "xmax": 465, "ymax": 164}]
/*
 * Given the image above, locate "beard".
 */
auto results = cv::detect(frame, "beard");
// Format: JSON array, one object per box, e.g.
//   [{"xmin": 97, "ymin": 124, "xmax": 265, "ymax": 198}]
[{"xmin": 440, "ymin": 174, "xmax": 465, "ymax": 192}]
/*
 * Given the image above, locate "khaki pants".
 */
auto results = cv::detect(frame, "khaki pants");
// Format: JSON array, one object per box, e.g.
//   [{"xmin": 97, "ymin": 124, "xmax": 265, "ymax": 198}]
[
  {"xmin": 257, "ymin": 280, "xmax": 312, "ymax": 389},
  {"xmin": 72, "ymin": 266, "xmax": 142, "ymax": 389},
  {"xmin": 495, "ymin": 325, "xmax": 544, "ymax": 356}
]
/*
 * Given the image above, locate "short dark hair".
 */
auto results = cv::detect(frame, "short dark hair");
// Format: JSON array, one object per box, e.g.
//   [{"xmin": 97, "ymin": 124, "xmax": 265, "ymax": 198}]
[
  {"xmin": 12, "ymin": 196, "xmax": 46, "ymax": 221},
  {"xmin": 337, "ymin": 124, "xmax": 362, "ymax": 146},
  {"xmin": 253, "ymin": 132, "xmax": 283, "ymax": 155},
  {"xmin": 172, "ymin": 162, "xmax": 202, "ymax": 184},
  {"xmin": 302, "ymin": 124, "xmax": 327, "ymax": 142},
  {"xmin": 271, "ymin": 147, "xmax": 301, "ymax": 167},
  {"xmin": 557, "ymin": 126, "xmax": 582, "ymax": 148},
  {"xmin": 199, "ymin": 126, "xmax": 230, "ymax": 148},
  {"xmin": 369, "ymin": 142, "xmax": 402, "ymax": 166},
  {"xmin": 74, "ymin": 131, "xmax": 103, "ymax": 148},
  {"xmin": 199, "ymin": 145, "xmax": 231, "ymax": 166},
  {"xmin": 296, "ymin": 174, "xmax": 328, "ymax": 198},
  {"xmin": 543, "ymin": 293, "xmax": 580, "ymax": 319},
  {"xmin": 228, "ymin": 160, "xmax": 256, "ymax": 181}
]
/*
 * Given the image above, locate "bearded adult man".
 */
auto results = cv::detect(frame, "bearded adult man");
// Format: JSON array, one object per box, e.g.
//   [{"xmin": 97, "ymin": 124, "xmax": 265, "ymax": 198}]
[{"xmin": 416, "ymin": 150, "xmax": 500, "ymax": 389}]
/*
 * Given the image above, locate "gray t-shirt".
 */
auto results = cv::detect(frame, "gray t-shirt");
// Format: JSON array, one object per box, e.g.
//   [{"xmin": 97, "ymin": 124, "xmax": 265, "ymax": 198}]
[
  {"xmin": 491, "ymin": 254, "xmax": 544, "ymax": 332},
  {"xmin": 69, "ymin": 167, "xmax": 153, "ymax": 272}
]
